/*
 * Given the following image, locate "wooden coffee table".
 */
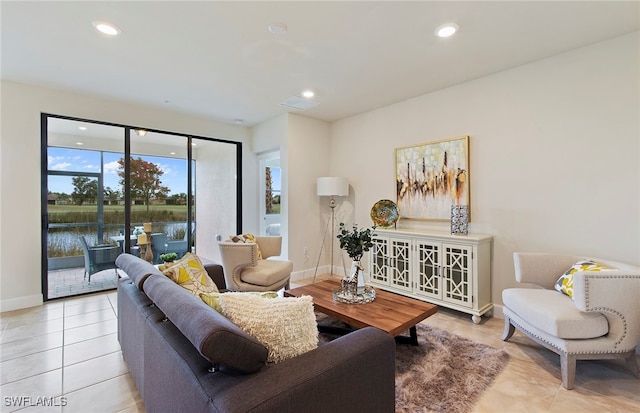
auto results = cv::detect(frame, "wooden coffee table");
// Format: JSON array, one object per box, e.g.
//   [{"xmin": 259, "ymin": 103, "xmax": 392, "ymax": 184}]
[{"xmin": 285, "ymin": 278, "xmax": 437, "ymax": 345}]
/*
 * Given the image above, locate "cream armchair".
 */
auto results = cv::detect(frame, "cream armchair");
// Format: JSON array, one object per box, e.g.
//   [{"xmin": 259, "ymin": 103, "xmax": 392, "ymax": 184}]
[
  {"xmin": 502, "ymin": 253, "xmax": 640, "ymax": 389},
  {"xmin": 218, "ymin": 236, "xmax": 293, "ymax": 292}
]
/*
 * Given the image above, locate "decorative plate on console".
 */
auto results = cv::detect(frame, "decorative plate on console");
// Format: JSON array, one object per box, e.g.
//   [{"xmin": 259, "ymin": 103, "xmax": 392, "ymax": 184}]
[{"xmin": 370, "ymin": 200, "xmax": 399, "ymax": 228}]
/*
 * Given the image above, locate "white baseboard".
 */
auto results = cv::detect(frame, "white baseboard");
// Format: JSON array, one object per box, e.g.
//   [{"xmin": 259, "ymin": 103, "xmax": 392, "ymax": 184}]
[
  {"xmin": 290, "ymin": 265, "xmax": 329, "ymax": 282},
  {"xmin": 290, "ymin": 264, "xmax": 347, "ymax": 283},
  {"xmin": 492, "ymin": 304, "xmax": 504, "ymax": 319},
  {"xmin": 0, "ymin": 294, "xmax": 43, "ymax": 313}
]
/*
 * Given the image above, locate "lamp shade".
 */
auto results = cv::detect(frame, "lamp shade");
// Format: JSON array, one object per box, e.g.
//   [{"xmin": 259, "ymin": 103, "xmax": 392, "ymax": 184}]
[{"xmin": 317, "ymin": 177, "xmax": 349, "ymax": 197}]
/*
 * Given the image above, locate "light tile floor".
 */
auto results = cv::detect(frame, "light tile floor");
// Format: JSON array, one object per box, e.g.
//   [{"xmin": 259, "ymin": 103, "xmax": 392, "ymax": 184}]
[
  {"xmin": 0, "ymin": 291, "xmax": 143, "ymax": 413},
  {"xmin": 1, "ymin": 277, "xmax": 638, "ymax": 412}
]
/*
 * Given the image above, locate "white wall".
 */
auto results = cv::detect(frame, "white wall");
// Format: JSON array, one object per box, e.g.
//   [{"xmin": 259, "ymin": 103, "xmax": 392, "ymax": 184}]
[
  {"xmin": 286, "ymin": 114, "xmax": 331, "ymax": 278},
  {"xmin": 194, "ymin": 141, "xmax": 239, "ymax": 264},
  {"xmin": 0, "ymin": 81, "xmax": 252, "ymax": 311},
  {"xmin": 250, "ymin": 114, "xmax": 288, "ymax": 238},
  {"xmin": 250, "ymin": 113, "xmax": 331, "ymax": 278},
  {"xmin": 329, "ymin": 33, "xmax": 640, "ymax": 306}
]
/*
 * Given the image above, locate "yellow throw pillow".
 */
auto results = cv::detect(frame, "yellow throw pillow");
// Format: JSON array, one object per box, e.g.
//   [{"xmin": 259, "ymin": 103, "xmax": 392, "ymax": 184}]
[
  {"xmin": 219, "ymin": 293, "xmax": 318, "ymax": 363},
  {"xmin": 162, "ymin": 252, "xmax": 219, "ymax": 295},
  {"xmin": 200, "ymin": 292, "xmax": 223, "ymax": 313},
  {"xmin": 228, "ymin": 233, "xmax": 263, "ymax": 259},
  {"xmin": 554, "ymin": 260, "xmax": 611, "ymax": 299},
  {"xmin": 200, "ymin": 291, "xmax": 278, "ymax": 314}
]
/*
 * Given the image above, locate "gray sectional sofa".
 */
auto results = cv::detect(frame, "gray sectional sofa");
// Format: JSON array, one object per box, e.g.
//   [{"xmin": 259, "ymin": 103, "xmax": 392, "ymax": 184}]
[{"xmin": 115, "ymin": 253, "xmax": 396, "ymax": 412}]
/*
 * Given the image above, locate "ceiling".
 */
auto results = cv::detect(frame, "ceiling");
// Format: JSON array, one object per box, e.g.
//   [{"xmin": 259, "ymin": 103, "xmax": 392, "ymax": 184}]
[{"xmin": 2, "ymin": 1, "xmax": 638, "ymax": 127}]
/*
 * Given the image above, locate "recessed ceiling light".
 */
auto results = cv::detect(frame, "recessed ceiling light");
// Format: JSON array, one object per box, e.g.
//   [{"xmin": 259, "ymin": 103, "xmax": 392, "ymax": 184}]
[
  {"xmin": 92, "ymin": 21, "xmax": 121, "ymax": 36},
  {"xmin": 78, "ymin": 126, "xmax": 87, "ymax": 131},
  {"xmin": 76, "ymin": 142, "xmax": 84, "ymax": 146},
  {"xmin": 170, "ymin": 152, "xmax": 176, "ymax": 155},
  {"xmin": 234, "ymin": 119, "xmax": 244, "ymax": 124},
  {"xmin": 435, "ymin": 23, "xmax": 459, "ymax": 38},
  {"xmin": 301, "ymin": 90, "xmax": 315, "ymax": 99},
  {"xmin": 268, "ymin": 23, "xmax": 287, "ymax": 34}
]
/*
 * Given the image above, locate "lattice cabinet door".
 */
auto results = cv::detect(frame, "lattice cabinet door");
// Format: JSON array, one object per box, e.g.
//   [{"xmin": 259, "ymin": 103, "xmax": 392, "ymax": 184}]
[
  {"xmin": 442, "ymin": 243, "xmax": 473, "ymax": 308},
  {"xmin": 414, "ymin": 240, "xmax": 442, "ymax": 301},
  {"xmin": 369, "ymin": 236, "xmax": 390, "ymax": 286},
  {"xmin": 389, "ymin": 238, "xmax": 412, "ymax": 292}
]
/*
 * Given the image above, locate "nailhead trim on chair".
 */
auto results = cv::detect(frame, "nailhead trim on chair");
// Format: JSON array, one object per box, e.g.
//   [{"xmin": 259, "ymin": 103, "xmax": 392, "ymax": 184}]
[
  {"xmin": 508, "ymin": 313, "xmax": 634, "ymax": 356},
  {"xmin": 584, "ymin": 274, "xmax": 634, "ymax": 350}
]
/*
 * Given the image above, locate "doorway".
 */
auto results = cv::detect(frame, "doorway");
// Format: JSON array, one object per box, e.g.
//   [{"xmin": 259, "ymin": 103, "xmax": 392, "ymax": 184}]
[{"xmin": 259, "ymin": 151, "xmax": 281, "ymax": 237}]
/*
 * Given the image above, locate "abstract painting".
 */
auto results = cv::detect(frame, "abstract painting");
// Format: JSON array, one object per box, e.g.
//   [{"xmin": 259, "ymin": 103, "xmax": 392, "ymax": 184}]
[{"xmin": 396, "ymin": 136, "xmax": 470, "ymax": 221}]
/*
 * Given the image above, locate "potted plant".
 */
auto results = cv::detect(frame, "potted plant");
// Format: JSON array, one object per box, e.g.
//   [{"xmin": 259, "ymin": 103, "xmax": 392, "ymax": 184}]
[
  {"xmin": 160, "ymin": 252, "xmax": 178, "ymax": 264},
  {"xmin": 336, "ymin": 223, "xmax": 376, "ymax": 297}
]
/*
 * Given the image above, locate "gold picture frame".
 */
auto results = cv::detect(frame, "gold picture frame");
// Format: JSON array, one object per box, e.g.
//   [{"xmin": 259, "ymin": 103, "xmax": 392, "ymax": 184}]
[{"xmin": 396, "ymin": 135, "xmax": 470, "ymax": 221}]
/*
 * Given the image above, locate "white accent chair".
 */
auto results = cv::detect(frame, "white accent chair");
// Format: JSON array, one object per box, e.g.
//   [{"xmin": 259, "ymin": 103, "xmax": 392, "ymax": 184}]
[
  {"xmin": 502, "ymin": 253, "xmax": 640, "ymax": 389},
  {"xmin": 218, "ymin": 236, "xmax": 292, "ymax": 292}
]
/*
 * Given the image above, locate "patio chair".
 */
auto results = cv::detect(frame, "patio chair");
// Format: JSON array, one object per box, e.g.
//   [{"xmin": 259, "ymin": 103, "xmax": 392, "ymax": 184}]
[{"xmin": 79, "ymin": 236, "xmax": 119, "ymax": 283}]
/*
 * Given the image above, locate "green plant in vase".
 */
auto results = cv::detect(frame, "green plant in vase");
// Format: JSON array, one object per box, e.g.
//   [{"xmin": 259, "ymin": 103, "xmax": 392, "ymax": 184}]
[{"xmin": 337, "ymin": 223, "xmax": 376, "ymax": 299}]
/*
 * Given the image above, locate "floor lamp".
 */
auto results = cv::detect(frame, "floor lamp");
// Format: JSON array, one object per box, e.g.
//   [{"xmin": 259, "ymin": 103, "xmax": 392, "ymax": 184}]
[{"xmin": 314, "ymin": 177, "xmax": 349, "ymax": 282}]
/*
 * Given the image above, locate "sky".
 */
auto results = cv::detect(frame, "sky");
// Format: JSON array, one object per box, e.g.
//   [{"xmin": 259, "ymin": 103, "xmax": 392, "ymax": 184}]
[
  {"xmin": 47, "ymin": 147, "xmax": 188, "ymax": 195},
  {"xmin": 47, "ymin": 147, "xmax": 281, "ymax": 195}
]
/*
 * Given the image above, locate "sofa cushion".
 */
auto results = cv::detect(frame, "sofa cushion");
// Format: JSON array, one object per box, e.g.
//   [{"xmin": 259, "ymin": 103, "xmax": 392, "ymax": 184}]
[
  {"xmin": 115, "ymin": 253, "xmax": 162, "ymax": 290},
  {"xmin": 502, "ymin": 288, "xmax": 608, "ymax": 339},
  {"xmin": 554, "ymin": 260, "xmax": 612, "ymax": 298},
  {"xmin": 220, "ymin": 292, "xmax": 318, "ymax": 363},
  {"xmin": 162, "ymin": 252, "xmax": 219, "ymax": 295},
  {"xmin": 144, "ymin": 275, "xmax": 268, "ymax": 373}
]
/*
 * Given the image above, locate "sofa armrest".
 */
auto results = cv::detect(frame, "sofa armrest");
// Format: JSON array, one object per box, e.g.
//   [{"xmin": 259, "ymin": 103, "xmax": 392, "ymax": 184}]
[
  {"xmin": 203, "ymin": 262, "xmax": 226, "ymax": 291},
  {"xmin": 212, "ymin": 327, "xmax": 396, "ymax": 412},
  {"xmin": 115, "ymin": 253, "xmax": 163, "ymax": 289},
  {"xmin": 573, "ymin": 271, "xmax": 640, "ymax": 351},
  {"xmin": 513, "ymin": 253, "xmax": 580, "ymax": 289}
]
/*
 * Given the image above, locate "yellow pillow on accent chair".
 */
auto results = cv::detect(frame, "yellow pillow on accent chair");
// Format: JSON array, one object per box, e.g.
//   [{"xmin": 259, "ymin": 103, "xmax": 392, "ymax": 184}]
[
  {"xmin": 162, "ymin": 252, "xmax": 219, "ymax": 295},
  {"xmin": 554, "ymin": 260, "xmax": 611, "ymax": 299},
  {"xmin": 229, "ymin": 233, "xmax": 263, "ymax": 259}
]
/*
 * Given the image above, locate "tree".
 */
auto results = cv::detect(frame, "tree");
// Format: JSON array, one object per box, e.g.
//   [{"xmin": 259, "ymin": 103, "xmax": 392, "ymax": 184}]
[
  {"xmin": 265, "ymin": 167, "xmax": 273, "ymax": 214},
  {"xmin": 71, "ymin": 177, "xmax": 97, "ymax": 205},
  {"xmin": 169, "ymin": 193, "xmax": 187, "ymax": 205},
  {"xmin": 117, "ymin": 157, "xmax": 170, "ymax": 213},
  {"xmin": 104, "ymin": 187, "xmax": 120, "ymax": 205}
]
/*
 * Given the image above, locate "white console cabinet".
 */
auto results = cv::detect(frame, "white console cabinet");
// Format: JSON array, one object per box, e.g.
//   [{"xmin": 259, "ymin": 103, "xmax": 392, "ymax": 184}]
[{"xmin": 367, "ymin": 229, "xmax": 493, "ymax": 323}]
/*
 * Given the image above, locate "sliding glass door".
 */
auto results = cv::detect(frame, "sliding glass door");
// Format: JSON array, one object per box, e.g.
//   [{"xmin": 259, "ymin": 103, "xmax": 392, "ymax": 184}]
[
  {"xmin": 45, "ymin": 120, "xmax": 126, "ymax": 299},
  {"xmin": 42, "ymin": 115, "xmax": 241, "ymax": 300},
  {"xmin": 127, "ymin": 130, "xmax": 190, "ymax": 264}
]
